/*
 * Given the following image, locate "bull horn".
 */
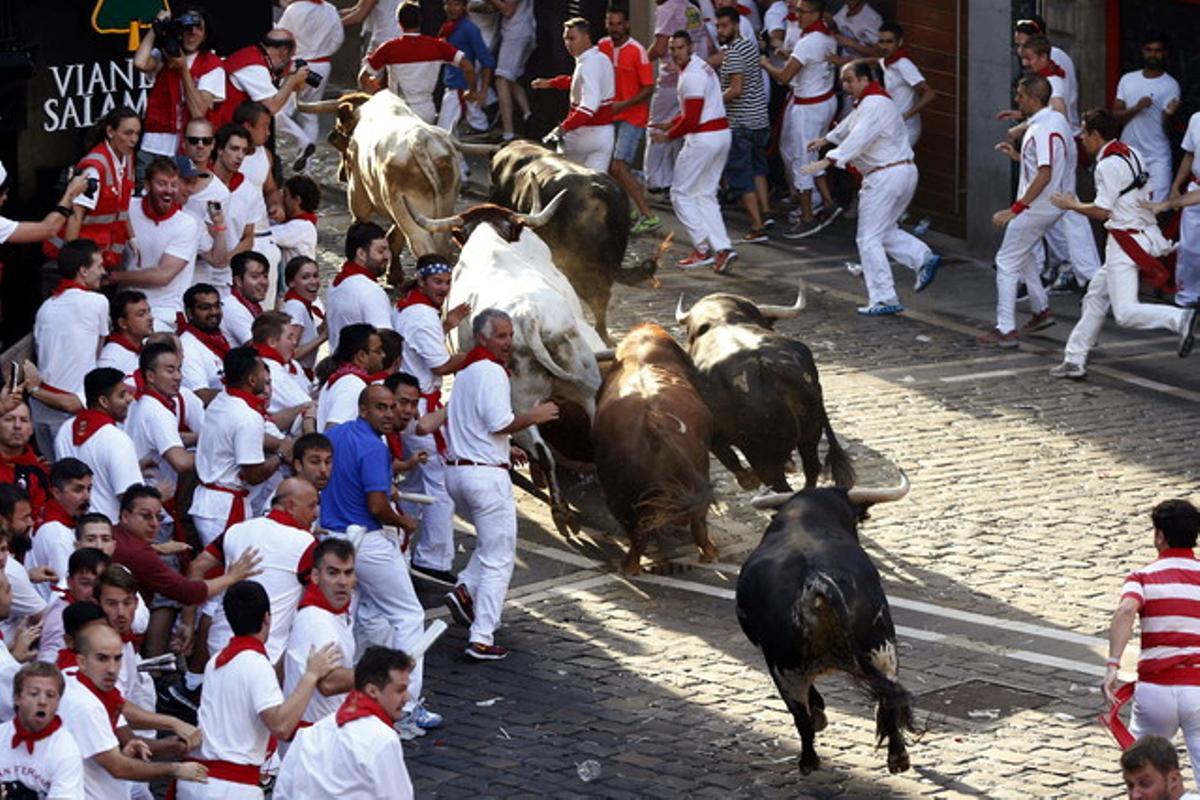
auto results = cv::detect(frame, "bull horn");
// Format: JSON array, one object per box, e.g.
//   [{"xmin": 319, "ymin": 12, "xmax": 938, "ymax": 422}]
[
  {"xmin": 515, "ymin": 190, "xmax": 568, "ymax": 228},
  {"xmin": 403, "ymin": 196, "xmax": 464, "ymax": 233},
  {"xmin": 750, "ymin": 491, "xmax": 795, "ymax": 510},
  {"xmin": 454, "ymin": 141, "xmax": 501, "ymax": 158},
  {"xmin": 675, "ymin": 293, "xmax": 691, "ymax": 324},
  {"xmin": 757, "ymin": 280, "xmax": 807, "ymax": 320},
  {"xmin": 593, "ymin": 349, "xmax": 615, "ymax": 362},
  {"xmin": 295, "ymin": 99, "xmax": 343, "ymax": 114},
  {"xmin": 846, "ymin": 471, "xmax": 911, "ymax": 506}
]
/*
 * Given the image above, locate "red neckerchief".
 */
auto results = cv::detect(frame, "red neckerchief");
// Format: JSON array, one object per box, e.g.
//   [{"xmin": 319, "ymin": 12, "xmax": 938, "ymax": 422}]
[
  {"xmin": 326, "ymin": 363, "xmax": 385, "ymax": 388},
  {"xmin": 11, "ymin": 715, "xmax": 63, "ymax": 754},
  {"xmin": 884, "ymin": 47, "xmax": 910, "ymax": 66},
  {"xmin": 386, "ymin": 431, "xmax": 405, "ymax": 461},
  {"xmin": 1037, "ymin": 61, "xmax": 1066, "ymax": 79},
  {"xmin": 74, "ymin": 672, "xmax": 125, "ymax": 731},
  {"xmin": 232, "ymin": 288, "xmax": 264, "ymax": 317},
  {"xmin": 120, "ymin": 629, "xmax": 144, "ymax": 649},
  {"xmin": 50, "ymin": 279, "xmax": 89, "ymax": 297},
  {"xmin": 802, "ymin": 19, "xmax": 831, "ymax": 35},
  {"xmin": 40, "ymin": 498, "xmax": 76, "ymax": 529},
  {"xmin": 1101, "ymin": 140, "xmax": 1132, "ymax": 159},
  {"xmin": 335, "ymin": 690, "xmax": 392, "ymax": 728},
  {"xmin": 254, "ymin": 343, "xmax": 298, "ymax": 375},
  {"xmin": 461, "ymin": 345, "xmax": 509, "ymax": 374},
  {"xmin": 284, "ymin": 289, "xmax": 325, "ymax": 321},
  {"xmin": 103, "ymin": 332, "xmax": 142, "ymax": 354},
  {"xmin": 176, "ymin": 313, "xmax": 232, "ymax": 359},
  {"xmin": 214, "ymin": 634, "xmax": 268, "ymax": 668},
  {"xmin": 0, "ymin": 445, "xmax": 41, "ymax": 471},
  {"xmin": 297, "ymin": 580, "xmax": 349, "ymax": 616},
  {"xmin": 51, "ymin": 587, "xmax": 77, "ymax": 604},
  {"xmin": 854, "ymin": 81, "xmax": 891, "ymax": 106},
  {"xmin": 395, "ymin": 287, "xmax": 439, "ymax": 312},
  {"xmin": 266, "ymin": 508, "xmax": 310, "ymax": 533},
  {"xmin": 295, "ymin": 212, "xmax": 318, "ymax": 226},
  {"xmin": 437, "ymin": 16, "xmax": 460, "ymax": 39},
  {"xmin": 141, "ymin": 196, "xmax": 181, "ymax": 224},
  {"xmin": 331, "ymin": 261, "xmax": 376, "ymax": 287},
  {"xmin": 139, "ymin": 386, "xmax": 189, "ymax": 435},
  {"xmin": 55, "ymin": 649, "xmax": 77, "ymax": 670},
  {"xmin": 227, "ymin": 388, "xmax": 269, "ymax": 420},
  {"xmin": 217, "ymin": 170, "xmax": 245, "ymax": 192},
  {"xmin": 71, "ymin": 410, "xmax": 116, "ymax": 447}
]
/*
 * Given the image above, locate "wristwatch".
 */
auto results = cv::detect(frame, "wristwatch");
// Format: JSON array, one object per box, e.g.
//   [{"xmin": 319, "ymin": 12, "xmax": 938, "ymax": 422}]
[{"xmin": 53, "ymin": 205, "xmax": 73, "ymax": 218}]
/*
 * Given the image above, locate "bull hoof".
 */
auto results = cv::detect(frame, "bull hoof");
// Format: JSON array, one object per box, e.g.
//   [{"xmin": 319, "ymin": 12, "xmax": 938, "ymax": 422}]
[
  {"xmin": 621, "ymin": 554, "xmax": 643, "ymax": 575},
  {"xmin": 736, "ymin": 470, "xmax": 761, "ymax": 491},
  {"xmin": 551, "ymin": 506, "xmax": 582, "ymax": 538},
  {"xmin": 698, "ymin": 541, "xmax": 718, "ymax": 563},
  {"xmin": 887, "ymin": 749, "xmax": 910, "ymax": 774},
  {"xmin": 798, "ymin": 751, "xmax": 820, "ymax": 775},
  {"xmin": 810, "ymin": 708, "xmax": 827, "ymax": 733}
]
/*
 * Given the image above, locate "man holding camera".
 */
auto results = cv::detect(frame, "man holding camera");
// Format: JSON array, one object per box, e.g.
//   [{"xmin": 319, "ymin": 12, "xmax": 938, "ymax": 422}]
[
  {"xmin": 214, "ymin": 29, "xmax": 312, "ymax": 129},
  {"xmin": 278, "ymin": 0, "xmax": 344, "ymax": 172},
  {"xmin": 133, "ymin": 6, "xmax": 224, "ymax": 172}
]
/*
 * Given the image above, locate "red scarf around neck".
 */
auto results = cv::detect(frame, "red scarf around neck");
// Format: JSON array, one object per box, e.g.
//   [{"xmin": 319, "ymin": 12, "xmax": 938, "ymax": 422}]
[
  {"xmin": 71, "ymin": 410, "xmax": 116, "ymax": 447},
  {"xmin": 335, "ymin": 690, "xmax": 392, "ymax": 728},
  {"xmin": 461, "ymin": 345, "xmax": 509, "ymax": 373},
  {"xmin": 1101, "ymin": 140, "xmax": 1132, "ymax": 160},
  {"xmin": 40, "ymin": 498, "xmax": 76, "ymax": 529},
  {"xmin": 253, "ymin": 343, "xmax": 298, "ymax": 375},
  {"xmin": 227, "ymin": 388, "xmax": 269, "ymax": 420},
  {"xmin": 232, "ymin": 288, "xmax": 264, "ymax": 317},
  {"xmin": 176, "ymin": 313, "xmax": 232, "ymax": 359},
  {"xmin": 74, "ymin": 672, "xmax": 125, "ymax": 731},
  {"xmin": 855, "ymin": 81, "xmax": 891, "ymax": 106},
  {"xmin": 331, "ymin": 261, "xmax": 376, "ymax": 287},
  {"xmin": 294, "ymin": 212, "xmax": 319, "ymax": 227},
  {"xmin": 437, "ymin": 16, "xmax": 460, "ymax": 39},
  {"xmin": 11, "ymin": 715, "xmax": 63, "ymax": 753},
  {"xmin": 802, "ymin": 19, "xmax": 831, "ymax": 35},
  {"xmin": 1037, "ymin": 61, "xmax": 1066, "ymax": 79},
  {"xmin": 266, "ymin": 508, "xmax": 310, "ymax": 534},
  {"xmin": 103, "ymin": 332, "xmax": 142, "ymax": 354},
  {"xmin": 50, "ymin": 279, "xmax": 89, "ymax": 297},
  {"xmin": 297, "ymin": 580, "xmax": 349, "ymax": 616},
  {"xmin": 141, "ymin": 197, "xmax": 181, "ymax": 224},
  {"xmin": 55, "ymin": 649, "xmax": 77, "ymax": 670},
  {"xmin": 284, "ymin": 289, "xmax": 324, "ymax": 321},
  {"xmin": 215, "ymin": 635, "xmax": 268, "ymax": 668},
  {"xmin": 140, "ymin": 386, "xmax": 189, "ymax": 434},
  {"xmin": 217, "ymin": 169, "xmax": 245, "ymax": 192},
  {"xmin": 884, "ymin": 47, "xmax": 910, "ymax": 66},
  {"xmin": 395, "ymin": 287, "xmax": 439, "ymax": 313},
  {"xmin": 326, "ymin": 363, "xmax": 389, "ymax": 388},
  {"xmin": 0, "ymin": 445, "xmax": 41, "ymax": 470}
]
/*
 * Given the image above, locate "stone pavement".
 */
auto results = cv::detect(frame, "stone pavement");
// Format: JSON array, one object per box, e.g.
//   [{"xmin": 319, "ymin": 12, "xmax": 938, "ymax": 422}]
[{"xmin": 292, "ymin": 134, "xmax": 1200, "ymax": 798}]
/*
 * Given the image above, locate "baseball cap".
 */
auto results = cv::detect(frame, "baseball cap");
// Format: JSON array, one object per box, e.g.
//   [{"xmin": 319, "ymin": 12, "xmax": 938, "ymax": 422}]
[{"xmin": 173, "ymin": 155, "xmax": 200, "ymax": 179}]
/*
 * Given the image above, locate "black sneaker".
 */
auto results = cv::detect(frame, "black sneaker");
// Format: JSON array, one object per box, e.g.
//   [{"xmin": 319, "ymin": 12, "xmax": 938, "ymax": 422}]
[
  {"xmin": 445, "ymin": 584, "xmax": 475, "ymax": 626},
  {"xmin": 160, "ymin": 682, "xmax": 201, "ymax": 725},
  {"xmin": 465, "ymin": 642, "xmax": 509, "ymax": 661},
  {"xmin": 292, "ymin": 143, "xmax": 316, "ymax": 173},
  {"xmin": 410, "ymin": 563, "xmax": 457, "ymax": 587},
  {"xmin": 1179, "ymin": 308, "xmax": 1198, "ymax": 358}
]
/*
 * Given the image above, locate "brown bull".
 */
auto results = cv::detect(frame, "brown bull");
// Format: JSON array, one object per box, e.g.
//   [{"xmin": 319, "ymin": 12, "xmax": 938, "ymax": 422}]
[{"xmin": 592, "ymin": 323, "xmax": 715, "ymax": 574}]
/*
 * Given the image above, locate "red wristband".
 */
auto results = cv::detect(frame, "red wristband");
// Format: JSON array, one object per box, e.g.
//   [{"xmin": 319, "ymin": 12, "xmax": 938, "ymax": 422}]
[{"xmin": 1010, "ymin": 201, "xmax": 1028, "ymax": 215}]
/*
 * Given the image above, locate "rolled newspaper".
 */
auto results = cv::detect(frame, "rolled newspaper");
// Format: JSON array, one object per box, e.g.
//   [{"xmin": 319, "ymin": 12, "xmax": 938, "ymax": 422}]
[{"xmin": 410, "ymin": 620, "xmax": 449, "ymax": 660}]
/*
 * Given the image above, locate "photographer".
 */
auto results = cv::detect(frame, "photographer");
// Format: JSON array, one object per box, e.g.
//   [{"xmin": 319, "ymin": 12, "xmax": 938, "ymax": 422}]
[
  {"xmin": 213, "ymin": 28, "xmax": 312, "ymax": 128},
  {"xmin": 0, "ymin": 160, "xmax": 89, "ymax": 245},
  {"xmin": 133, "ymin": 5, "xmax": 225, "ymax": 169},
  {"xmin": 277, "ymin": 0, "xmax": 344, "ymax": 172}
]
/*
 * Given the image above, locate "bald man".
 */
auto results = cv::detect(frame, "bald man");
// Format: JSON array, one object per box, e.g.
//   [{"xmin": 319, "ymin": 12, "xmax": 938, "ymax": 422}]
[{"xmin": 215, "ymin": 28, "xmax": 313, "ymax": 128}]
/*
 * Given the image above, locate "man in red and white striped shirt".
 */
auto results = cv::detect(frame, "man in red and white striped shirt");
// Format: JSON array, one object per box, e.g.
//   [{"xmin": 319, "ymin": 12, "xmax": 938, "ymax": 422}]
[
  {"xmin": 1106, "ymin": 499, "xmax": 1200, "ymax": 775},
  {"xmin": 533, "ymin": 17, "xmax": 616, "ymax": 172}
]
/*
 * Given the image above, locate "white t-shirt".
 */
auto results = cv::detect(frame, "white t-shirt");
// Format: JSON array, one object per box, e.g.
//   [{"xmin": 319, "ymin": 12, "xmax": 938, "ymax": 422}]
[
  {"xmin": 191, "ymin": 647, "xmax": 283, "ymax": 767},
  {"xmin": 36, "ymin": 595, "xmax": 67, "ymax": 663},
  {"xmin": 0, "ymin": 717, "xmax": 85, "ymax": 799},
  {"xmin": 363, "ymin": 0, "xmax": 401, "ymax": 50},
  {"xmin": 220, "ymin": 293, "xmax": 258, "ymax": 347},
  {"xmin": 0, "ymin": 216, "xmax": 17, "ymax": 244},
  {"xmin": 27, "ymin": 519, "xmax": 74, "ymax": 601},
  {"xmin": 282, "ymin": 296, "xmax": 324, "ymax": 373},
  {"xmin": 788, "ymin": 29, "xmax": 836, "ymax": 99},
  {"xmin": 261, "ymin": 355, "xmax": 311, "ymax": 418},
  {"xmin": 278, "ymin": 0, "xmax": 344, "ymax": 61},
  {"xmin": 128, "ymin": 204, "xmax": 209, "ymax": 332},
  {"xmin": 501, "ymin": 0, "xmax": 534, "ymax": 37},
  {"xmin": 446, "ymin": 360, "xmax": 513, "ymax": 465},
  {"xmin": 275, "ymin": 713, "xmax": 411, "ymax": 800},
  {"xmin": 1019, "ymin": 106, "xmax": 1074, "ymax": 210},
  {"xmin": 182, "ymin": 177, "xmax": 234, "ymax": 292},
  {"xmin": 2, "ymin": 559, "xmax": 47, "ymax": 645},
  {"xmin": 1184, "ymin": 112, "xmax": 1200, "ymax": 186},
  {"xmin": 191, "ymin": 391, "xmax": 266, "ymax": 531},
  {"xmin": 229, "ymin": 63, "xmax": 276, "ymax": 104},
  {"xmin": 826, "ymin": 94, "xmax": 913, "ymax": 173},
  {"xmin": 141, "ymin": 54, "xmax": 226, "ymax": 156},
  {"xmin": 832, "ymin": 2, "xmax": 882, "ymax": 55},
  {"xmin": 53, "ymin": 420, "xmax": 142, "ymax": 523},
  {"xmin": 0, "ymin": 640, "xmax": 19, "ymax": 722},
  {"xmin": 240, "ymin": 148, "xmax": 271, "ymax": 235},
  {"xmin": 34, "ymin": 286, "xmax": 109, "ymax": 401},
  {"xmin": 179, "ymin": 331, "xmax": 225, "ymax": 395},
  {"xmin": 59, "ymin": 670, "xmax": 126, "ymax": 800},
  {"xmin": 317, "ymin": 373, "xmax": 368, "ymax": 432},
  {"xmin": 271, "ymin": 217, "xmax": 317, "ymax": 267},
  {"xmin": 393, "ymin": 304, "xmax": 446, "ymax": 394},
  {"xmin": 676, "ymin": 56, "xmax": 727, "ymax": 130},
  {"xmin": 1094, "ymin": 142, "xmax": 1158, "ymax": 232},
  {"xmin": 763, "ymin": 1, "xmax": 787, "ymax": 36},
  {"xmin": 126, "ymin": 388, "xmax": 204, "ymax": 494},
  {"xmin": 96, "ymin": 339, "xmax": 140, "ymax": 389},
  {"xmin": 882, "ymin": 56, "xmax": 925, "ymax": 121},
  {"xmin": 324, "ymin": 273, "xmax": 391, "ymax": 354},
  {"xmin": 284, "ymin": 604, "xmax": 355, "ymax": 724},
  {"xmin": 1116, "ymin": 69, "xmax": 1182, "ymax": 162},
  {"xmin": 205, "ymin": 516, "xmax": 316, "ymax": 662}
]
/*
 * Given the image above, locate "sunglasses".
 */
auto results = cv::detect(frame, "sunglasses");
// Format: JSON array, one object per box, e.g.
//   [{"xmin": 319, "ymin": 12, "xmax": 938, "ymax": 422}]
[
  {"xmin": 263, "ymin": 38, "xmax": 296, "ymax": 49},
  {"xmin": 186, "ymin": 136, "xmax": 214, "ymax": 145}
]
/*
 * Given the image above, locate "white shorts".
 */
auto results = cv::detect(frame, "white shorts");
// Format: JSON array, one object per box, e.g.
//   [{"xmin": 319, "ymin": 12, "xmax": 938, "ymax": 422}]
[{"xmin": 496, "ymin": 33, "xmax": 535, "ymax": 81}]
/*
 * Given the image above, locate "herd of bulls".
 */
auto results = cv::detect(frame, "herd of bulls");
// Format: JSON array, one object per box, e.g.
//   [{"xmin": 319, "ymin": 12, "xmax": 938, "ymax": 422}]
[{"xmin": 304, "ymin": 91, "xmax": 919, "ymax": 775}]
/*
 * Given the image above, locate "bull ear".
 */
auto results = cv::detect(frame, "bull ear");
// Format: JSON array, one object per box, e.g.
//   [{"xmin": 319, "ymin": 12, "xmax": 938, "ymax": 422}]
[{"xmin": 336, "ymin": 102, "xmax": 357, "ymax": 131}]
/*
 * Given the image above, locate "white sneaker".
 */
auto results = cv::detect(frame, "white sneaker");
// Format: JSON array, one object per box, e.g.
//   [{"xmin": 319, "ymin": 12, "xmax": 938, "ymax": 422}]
[{"xmin": 395, "ymin": 713, "xmax": 427, "ymax": 740}]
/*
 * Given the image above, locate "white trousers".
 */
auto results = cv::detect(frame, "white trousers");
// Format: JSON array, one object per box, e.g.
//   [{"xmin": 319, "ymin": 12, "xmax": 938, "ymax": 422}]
[
  {"xmin": 780, "ymin": 97, "xmax": 837, "ymax": 192},
  {"xmin": 856, "ymin": 163, "xmax": 930, "ymax": 305},
  {"xmin": 279, "ymin": 61, "xmax": 333, "ymax": 150},
  {"xmin": 562, "ymin": 125, "xmax": 614, "ymax": 173},
  {"xmin": 177, "ymin": 778, "xmax": 263, "ymax": 799},
  {"xmin": 191, "ymin": 514, "xmax": 226, "ymax": 547},
  {"xmin": 437, "ymin": 87, "xmax": 480, "ymax": 132},
  {"xmin": 348, "ymin": 530, "xmax": 426, "ymax": 707},
  {"xmin": 645, "ymin": 87, "xmax": 681, "ymax": 188},
  {"xmin": 1130, "ymin": 681, "xmax": 1200, "ymax": 785},
  {"xmin": 995, "ymin": 206, "xmax": 1060, "ymax": 333},
  {"xmin": 1044, "ymin": 210, "xmax": 1101, "ymax": 280},
  {"xmin": 401, "ymin": 427, "xmax": 455, "ymax": 572},
  {"xmin": 1144, "ymin": 153, "xmax": 1174, "ymax": 203},
  {"xmin": 671, "ymin": 129, "xmax": 732, "ymax": 253},
  {"xmin": 1177, "ymin": 185, "xmax": 1200, "ymax": 307},
  {"xmin": 446, "ymin": 467, "xmax": 516, "ymax": 646},
  {"xmin": 1064, "ymin": 233, "xmax": 1188, "ymax": 364}
]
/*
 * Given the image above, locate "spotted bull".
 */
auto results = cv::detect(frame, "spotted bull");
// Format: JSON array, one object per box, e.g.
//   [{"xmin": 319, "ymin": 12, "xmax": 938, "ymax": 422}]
[
  {"xmin": 740, "ymin": 476, "xmax": 915, "ymax": 774},
  {"xmin": 675, "ymin": 286, "xmax": 855, "ymax": 493}
]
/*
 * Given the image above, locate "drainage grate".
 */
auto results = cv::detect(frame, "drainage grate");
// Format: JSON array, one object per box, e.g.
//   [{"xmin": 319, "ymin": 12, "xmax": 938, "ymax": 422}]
[{"xmin": 918, "ymin": 679, "xmax": 1055, "ymax": 723}]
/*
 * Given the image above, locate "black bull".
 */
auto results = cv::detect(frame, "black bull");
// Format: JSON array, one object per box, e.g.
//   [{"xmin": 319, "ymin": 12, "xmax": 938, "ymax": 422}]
[{"xmin": 738, "ymin": 480, "xmax": 915, "ymax": 774}]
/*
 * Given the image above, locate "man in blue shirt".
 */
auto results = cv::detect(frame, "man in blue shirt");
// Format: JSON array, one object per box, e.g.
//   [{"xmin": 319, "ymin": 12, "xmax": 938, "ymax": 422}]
[
  {"xmin": 320, "ymin": 384, "xmax": 440, "ymax": 738},
  {"xmin": 437, "ymin": 0, "xmax": 496, "ymax": 135}
]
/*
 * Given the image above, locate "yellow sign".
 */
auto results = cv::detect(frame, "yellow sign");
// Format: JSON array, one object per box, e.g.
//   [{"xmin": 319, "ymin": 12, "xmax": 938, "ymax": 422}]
[{"xmin": 91, "ymin": 0, "xmax": 172, "ymax": 50}]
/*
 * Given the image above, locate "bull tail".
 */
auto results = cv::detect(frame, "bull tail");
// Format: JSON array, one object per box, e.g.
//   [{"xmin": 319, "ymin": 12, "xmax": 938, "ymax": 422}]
[
  {"xmin": 822, "ymin": 416, "xmax": 856, "ymax": 488},
  {"xmin": 632, "ymin": 412, "xmax": 712, "ymax": 535}
]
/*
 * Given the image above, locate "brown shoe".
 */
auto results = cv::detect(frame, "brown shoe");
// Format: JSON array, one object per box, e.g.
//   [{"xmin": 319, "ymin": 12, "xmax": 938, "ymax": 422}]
[
  {"xmin": 1023, "ymin": 308, "xmax": 1055, "ymax": 332},
  {"xmin": 978, "ymin": 328, "xmax": 1019, "ymax": 349}
]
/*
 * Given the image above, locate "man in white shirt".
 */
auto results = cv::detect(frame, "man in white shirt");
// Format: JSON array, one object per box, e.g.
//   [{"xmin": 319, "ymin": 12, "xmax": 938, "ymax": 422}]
[
  {"xmin": 1049, "ymin": 109, "xmax": 1197, "ymax": 378},
  {"xmin": 178, "ymin": 284, "xmax": 231, "ymax": 404},
  {"xmin": 831, "ymin": 0, "xmax": 882, "ymax": 60},
  {"xmin": 803, "ymin": 59, "xmax": 940, "ymax": 316},
  {"xmin": 0, "ymin": 662, "xmax": 84, "ymax": 798},
  {"xmin": 438, "ymin": 310, "xmax": 558, "ymax": 661},
  {"xmin": 0, "ymin": 160, "xmax": 89, "ymax": 246},
  {"xmin": 1171, "ymin": 111, "xmax": 1200, "ymax": 309},
  {"xmin": 341, "ymin": 0, "xmax": 401, "ymax": 57},
  {"xmin": 59, "ymin": 623, "xmax": 208, "ymax": 795},
  {"xmin": 97, "ymin": 291, "xmax": 154, "ymax": 388},
  {"xmin": 53, "ymin": 368, "xmax": 143, "ymax": 523},
  {"xmin": 126, "ymin": 340, "xmax": 203, "ymax": 509},
  {"xmin": 277, "ymin": 0, "xmax": 344, "ymax": 170},
  {"xmin": 36, "ymin": 545, "xmax": 109, "ymax": 664},
  {"xmin": 283, "ymin": 536, "xmax": 357, "ymax": 727},
  {"xmin": 534, "ymin": 18, "xmax": 616, "ymax": 172},
  {"xmin": 276, "ymin": 646, "xmax": 415, "ymax": 799},
  {"xmin": 760, "ymin": 0, "xmax": 840, "ymax": 239},
  {"xmin": 231, "ymin": 102, "xmax": 283, "ymax": 301},
  {"xmin": 251, "ymin": 312, "xmax": 314, "ymax": 420},
  {"xmin": 392, "ymin": 257, "xmax": 470, "ymax": 585},
  {"xmin": 191, "ymin": 347, "xmax": 290, "ymax": 546},
  {"xmin": 1114, "ymin": 33, "xmax": 1181, "ymax": 203},
  {"xmin": 1013, "ymin": 15, "xmax": 1078, "ymax": 115},
  {"xmin": 271, "ymin": 176, "xmax": 320, "ymax": 268},
  {"xmin": 221, "ymin": 252, "xmax": 269, "ymax": 347},
  {"xmin": 29, "ymin": 238, "xmax": 109, "ymax": 457},
  {"xmin": 645, "ymin": 0, "xmax": 710, "ymax": 191},
  {"xmin": 488, "ymin": 0, "xmax": 536, "ymax": 141},
  {"xmin": 982, "ymin": 75, "xmax": 1073, "ymax": 347},
  {"xmin": 317, "ymin": 325, "xmax": 386, "ymax": 432},
  {"xmin": 208, "ymin": 126, "xmax": 258, "ymax": 297},
  {"xmin": 325, "ymin": 222, "xmax": 392, "ymax": 353},
  {"xmin": 27, "ymin": 457, "xmax": 94, "ymax": 602},
  {"xmin": 179, "ymin": 580, "xmax": 339, "ymax": 800},
  {"xmin": 877, "ymin": 23, "xmax": 934, "ymax": 146}
]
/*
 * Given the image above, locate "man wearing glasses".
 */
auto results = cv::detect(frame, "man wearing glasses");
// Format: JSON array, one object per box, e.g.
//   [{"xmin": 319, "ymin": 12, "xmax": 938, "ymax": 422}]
[
  {"xmin": 213, "ymin": 29, "xmax": 312, "ymax": 128},
  {"xmin": 179, "ymin": 119, "xmax": 235, "ymax": 292}
]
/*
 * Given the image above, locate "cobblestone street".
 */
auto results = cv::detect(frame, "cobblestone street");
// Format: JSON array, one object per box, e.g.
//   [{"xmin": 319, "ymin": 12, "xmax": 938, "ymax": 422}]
[{"xmin": 297, "ymin": 137, "xmax": 1200, "ymax": 798}]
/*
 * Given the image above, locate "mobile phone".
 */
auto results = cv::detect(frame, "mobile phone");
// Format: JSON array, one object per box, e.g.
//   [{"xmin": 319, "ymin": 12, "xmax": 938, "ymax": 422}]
[
  {"xmin": 9, "ymin": 363, "xmax": 20, "ymax": 389},
  {"xmin": 207, "ymin": 200, "xmax": 221, "ymax": 217}
]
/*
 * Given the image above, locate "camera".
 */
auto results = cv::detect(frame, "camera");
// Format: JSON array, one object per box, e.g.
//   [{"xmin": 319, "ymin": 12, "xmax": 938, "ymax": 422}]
[
  {"xmin": 292, "ymin": 59, "xmax": 324, "ymax": 89},
  {"xmin": 152, "ymin": 12, "xmax": 202, "ymax": 60},
  {"xmin": 85, "ymin": 177, "xmax": 99, "ymax": 198}
]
